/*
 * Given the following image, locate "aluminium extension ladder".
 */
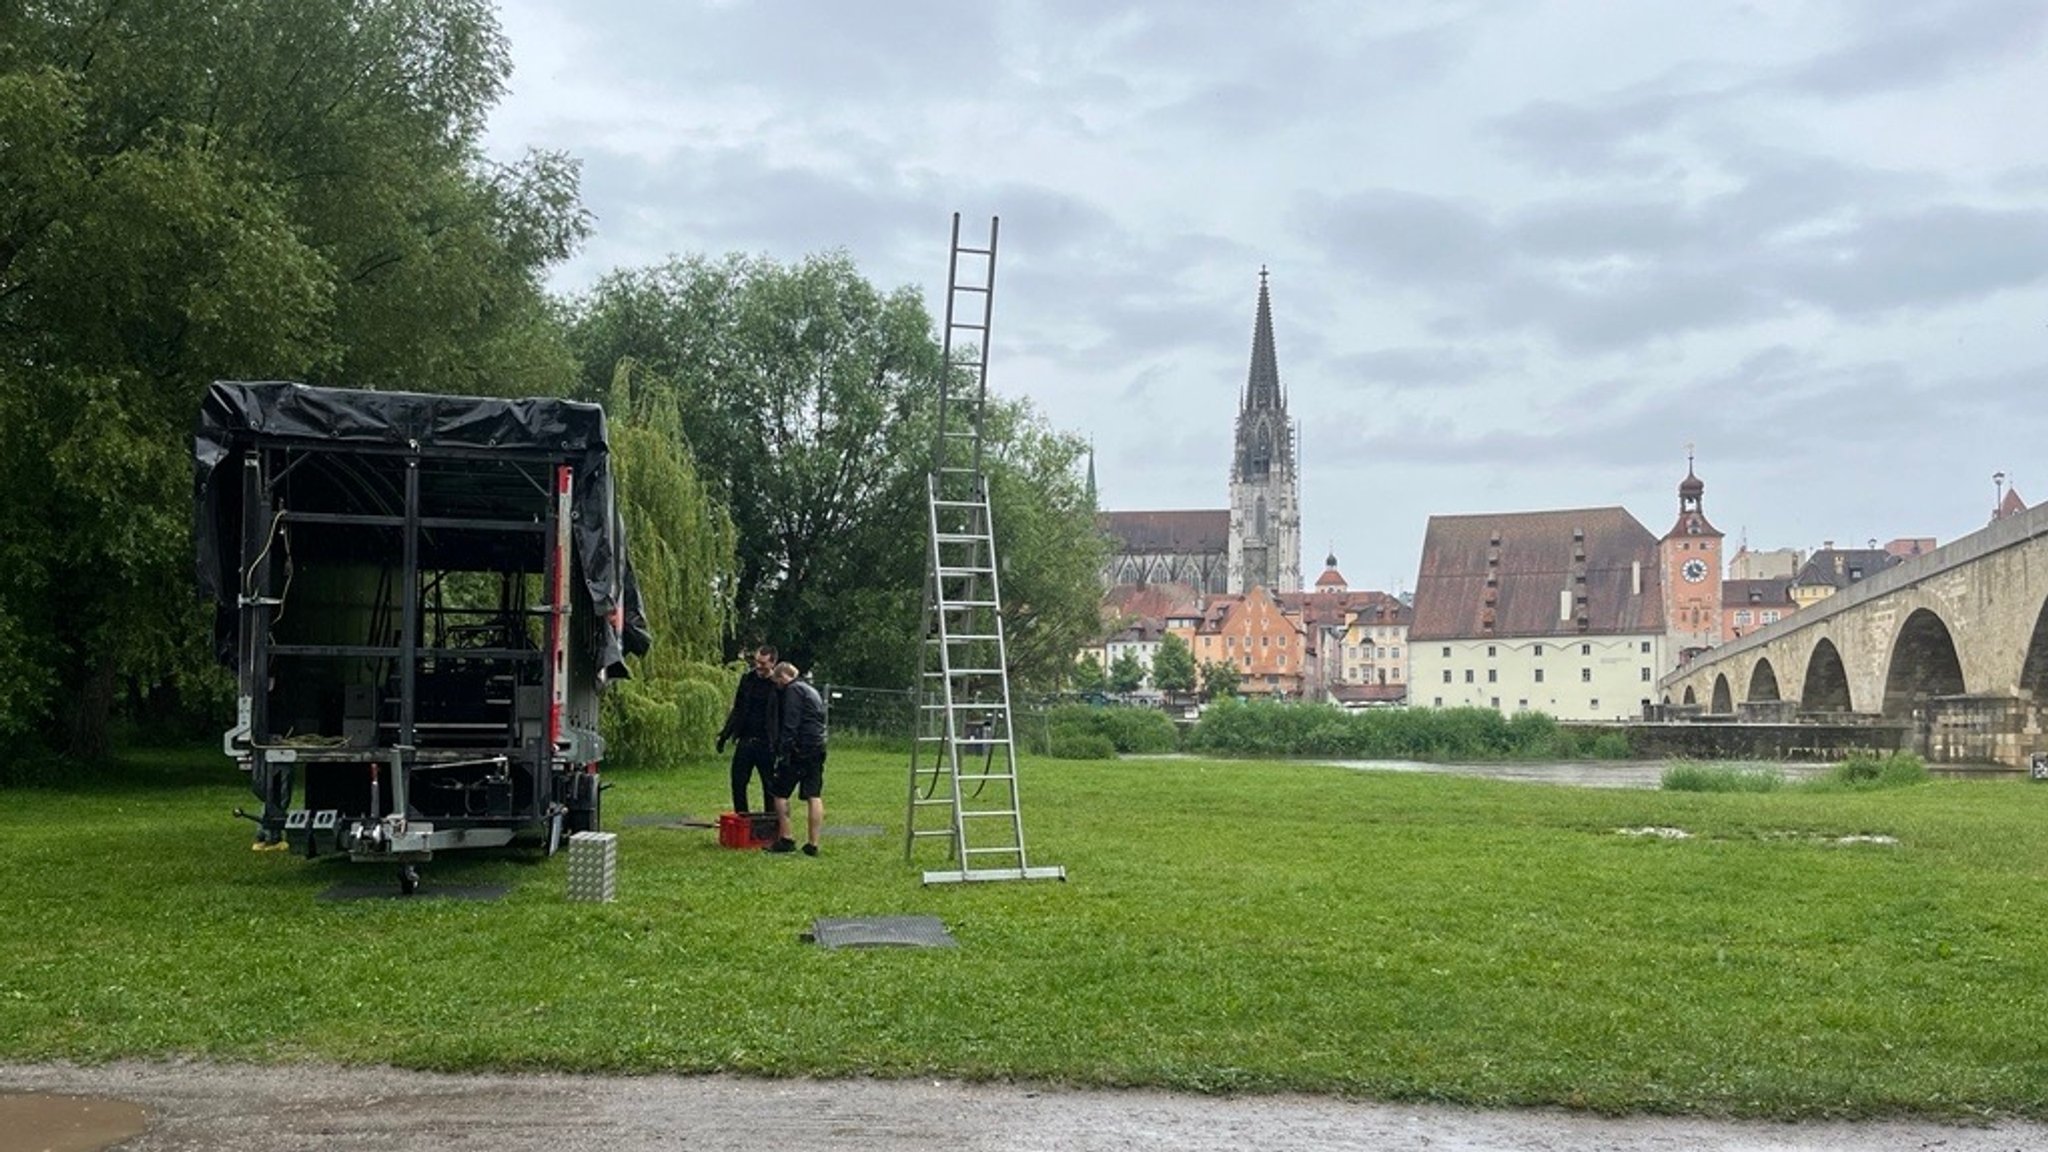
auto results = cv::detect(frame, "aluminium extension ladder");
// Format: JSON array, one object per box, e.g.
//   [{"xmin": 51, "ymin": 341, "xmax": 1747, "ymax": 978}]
[{"xmin": 903, "ymin": 214, "xmax": 1064, "ymax": 885}]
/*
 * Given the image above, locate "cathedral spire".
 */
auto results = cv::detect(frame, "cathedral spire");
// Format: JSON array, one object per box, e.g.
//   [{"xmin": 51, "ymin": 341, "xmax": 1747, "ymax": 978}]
[{"xmin": 1245, "ymin": 266, "xmax": 1283, "ymax": 412}]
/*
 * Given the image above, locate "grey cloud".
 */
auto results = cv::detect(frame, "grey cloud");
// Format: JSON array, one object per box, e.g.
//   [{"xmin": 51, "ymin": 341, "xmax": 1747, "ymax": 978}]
[
  {"xmin": 1772, "ymin": 204, "xmax": 2048, "ymax": 316},
  {"xmin": 1776, "ymin": 2, "xmax": 2048, "ymax": 98},
  {"xmin": 1487, "ymin": 89, "xmax": 1703, "ymax": 177},
  {"xmin": 1327, "ymin": 345, "xmax": 1502, "ymax": 389},
  {"xmin": 1297, "ymin": 188, "xmax": 1499, "ymax": 286}
]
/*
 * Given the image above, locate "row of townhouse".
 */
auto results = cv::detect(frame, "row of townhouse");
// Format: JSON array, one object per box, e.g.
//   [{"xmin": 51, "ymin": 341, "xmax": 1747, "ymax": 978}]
[{"xmin": 1092, "ymin": 556, "xmax": 1414, "ymax": 705}]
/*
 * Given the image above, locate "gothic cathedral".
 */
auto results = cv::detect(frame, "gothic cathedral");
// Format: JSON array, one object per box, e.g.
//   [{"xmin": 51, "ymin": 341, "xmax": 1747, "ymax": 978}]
[{"xmin": 1227, "ymin": 268, "xmax": 1302, "ymax": 594}]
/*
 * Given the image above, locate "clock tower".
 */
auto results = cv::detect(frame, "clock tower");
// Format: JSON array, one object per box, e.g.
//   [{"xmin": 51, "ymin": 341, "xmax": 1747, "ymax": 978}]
[{"xmin": 1659, "ymin": 454, "xmax": 1724, "ymax": 658}]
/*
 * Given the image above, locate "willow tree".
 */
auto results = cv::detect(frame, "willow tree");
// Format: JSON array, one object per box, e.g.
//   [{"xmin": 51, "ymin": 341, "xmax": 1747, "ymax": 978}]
[{"xmin": 600, "ymin": 361, "xmax": 738, "ymax": 766}]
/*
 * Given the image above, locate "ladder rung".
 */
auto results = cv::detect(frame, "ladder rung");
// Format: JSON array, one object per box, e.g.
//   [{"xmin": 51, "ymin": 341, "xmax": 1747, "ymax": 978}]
[
  {"xmin": 961, "ymin": 846, "xmax": 1023, "ymax": 855},
  {"xmin": 952, "ymin": 323, "xmax": 987, "ymax": 333},
  {"xmin": 960, "ymin": 810, "xmax": 1019, "ymax": 820},
  {"xmin": 955, "ymin": 773, "xmax": 1016, "ymax": 783},
  {"xmin": 933, "ymin": 500, "xmax": 986, "ymax": 509},
  {"xmin": 939, "ymin": 600, "xmax": 998, "ymax": 609},
  {"xmin": 935, "ymin": 534, "xmax": 990, "ymax": 544}
]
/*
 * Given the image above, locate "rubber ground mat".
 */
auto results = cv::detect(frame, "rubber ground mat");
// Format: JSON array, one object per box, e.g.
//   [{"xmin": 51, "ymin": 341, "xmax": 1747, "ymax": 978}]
[
  {"xmin": 807, "ymin": 915, "xmax": 956, "ymax": 949},
  {"xmin": 316, "ymin": 882, "xmax": 512, "ymax": 902}
]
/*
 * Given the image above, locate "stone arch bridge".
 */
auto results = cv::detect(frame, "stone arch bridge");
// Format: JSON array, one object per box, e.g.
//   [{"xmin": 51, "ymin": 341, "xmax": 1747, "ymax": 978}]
[{"xmin": 1659, "ymin": 503, "xmax": 2048, "ymax": 766}]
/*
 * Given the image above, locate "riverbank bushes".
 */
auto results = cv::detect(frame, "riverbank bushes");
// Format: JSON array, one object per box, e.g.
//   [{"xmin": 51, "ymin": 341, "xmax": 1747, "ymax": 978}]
[{"xmin": 1186, "ymin": 699, "xmax": 1631, "ymax": 761}]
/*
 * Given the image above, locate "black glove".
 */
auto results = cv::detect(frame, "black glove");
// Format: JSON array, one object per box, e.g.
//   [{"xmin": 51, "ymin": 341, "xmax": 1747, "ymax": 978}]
[{"xmin": 715, "ymin": 735, "xmax": 728, "ymax": 754}]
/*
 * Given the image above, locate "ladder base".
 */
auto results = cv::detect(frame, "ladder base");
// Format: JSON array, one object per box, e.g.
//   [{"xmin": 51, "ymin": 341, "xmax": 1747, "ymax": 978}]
[{"xmin": 923, "ymin": 866, "xmax": 1067, "ymax": 885}]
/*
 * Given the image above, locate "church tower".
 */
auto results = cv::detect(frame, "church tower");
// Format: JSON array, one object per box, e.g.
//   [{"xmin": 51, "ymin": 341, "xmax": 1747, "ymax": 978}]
[
  {"xmin": 1658, "ymin": 452, "xmax": 1724, "ymax": 656},
  {"xmin": 1227, "ymin": 268, "xmax": 1302, "ymax": 594}
]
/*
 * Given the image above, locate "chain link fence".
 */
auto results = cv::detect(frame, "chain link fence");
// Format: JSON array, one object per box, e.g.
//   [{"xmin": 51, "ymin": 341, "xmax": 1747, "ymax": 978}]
[{"xmin": 820, "ymin": 683, "xmax": 1067, "ymax": 754}]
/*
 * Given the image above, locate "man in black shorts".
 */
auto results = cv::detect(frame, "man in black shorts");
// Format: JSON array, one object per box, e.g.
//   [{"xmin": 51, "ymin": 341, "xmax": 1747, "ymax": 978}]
[
  {"xmin": 716, "ymin": 645, "xmax": 781, "ymax": 813},
  {"xmin": 765, "ymin": 661, "xmax": 827, "ymax": 855}
]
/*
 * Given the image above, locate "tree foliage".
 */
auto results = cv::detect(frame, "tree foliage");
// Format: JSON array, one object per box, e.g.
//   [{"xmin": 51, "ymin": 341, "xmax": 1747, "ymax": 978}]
[
  {"xmin": 1151, "ymin": 632, "xmax": 1197, "ymax": 695},
  {"xmin": 1108, "ymin": 649, "xmax": 1147, "ymax": 695},
  {"xmin": 564, "ymin": 253, "xmax": 1105, "ymax": 692},
  {"xmin": 1200, "ymin": 659, "xmax": 1244, "ymax": 700},
  {"xmin": 0, "ymin": 0, "xmax": 587, "ymax": 756},
  {"xmin": 598, "ymin": 361, "xmax": 738, "ymax": 765}
]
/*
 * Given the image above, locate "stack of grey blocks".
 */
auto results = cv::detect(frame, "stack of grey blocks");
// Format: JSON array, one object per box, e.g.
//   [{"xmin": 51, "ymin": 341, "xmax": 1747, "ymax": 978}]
[{"xmin": 566, "ymin": 831, "xmax": 618, "ymax": 902}]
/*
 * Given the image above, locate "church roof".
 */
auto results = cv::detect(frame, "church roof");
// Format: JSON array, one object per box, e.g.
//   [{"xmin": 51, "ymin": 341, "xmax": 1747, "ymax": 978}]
[
  {"xmin": 1410, "ymin": 506, "xmax": 1665, "ymax": 641},
  {"xmin": 1098, "ymin": 510, "xmax": 1229, "ymax": 555}
]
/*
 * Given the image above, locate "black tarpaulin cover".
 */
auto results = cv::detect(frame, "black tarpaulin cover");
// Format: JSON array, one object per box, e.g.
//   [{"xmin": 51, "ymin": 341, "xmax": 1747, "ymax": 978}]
[{"xmin": 194, "ymin": 381, "xmax": 651, "ymax": 677}]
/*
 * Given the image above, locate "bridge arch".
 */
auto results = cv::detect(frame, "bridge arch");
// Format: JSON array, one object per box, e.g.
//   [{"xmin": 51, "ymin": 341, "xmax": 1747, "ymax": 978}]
[
  {"xmin": 1711, "ymin": 674, "xmax": 1732, "ymax": 715},
  {"xmin": 2020, "ymin": 595, "xmax": 2048, "ymax": 702},
  {"xmin": 1801, "ymin": 637, "xmax": 1853, "ymax": 713},
  {"xmin": 1748, "ymin": 658, "xmax": 1781, "ymax": 702},
  {"xmin": 1883, "ymin": 608, "xmax": 1965, "ymax": 718}
]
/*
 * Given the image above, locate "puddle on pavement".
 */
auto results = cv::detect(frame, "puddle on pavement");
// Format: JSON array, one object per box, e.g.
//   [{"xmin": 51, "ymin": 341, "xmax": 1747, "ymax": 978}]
[{"xmin": 0, "ymin": 1092, "xmax": 149, "ymax": 1152}]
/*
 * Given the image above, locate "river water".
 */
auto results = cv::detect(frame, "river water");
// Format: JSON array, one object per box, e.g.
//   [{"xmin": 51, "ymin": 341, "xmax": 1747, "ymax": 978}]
[{"xmin": 1313, "ymin": 757, "xmax": 1837, "ymax": 789}]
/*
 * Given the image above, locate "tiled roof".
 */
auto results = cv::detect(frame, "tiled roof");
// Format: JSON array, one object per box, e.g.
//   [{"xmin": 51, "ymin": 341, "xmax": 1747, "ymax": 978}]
[
  {"xmin": 1097, "ymin": 510, "xmax": 1229, "ymax": 554},
  {"xmin": 1275, "ymin": 588, "xmax": 1411, "ymax": 630},
  {"xmin": 1722, "ymin": 578, "xmax": 1793, "ymax": 608},
  {"xmin": 1410, "ymin": 507, "xmax": 1664, "ymax": 641},
  {"xmin": 1102, "ymin": 582, "xmax": 1203, "ymax": 623},
  {"xmin": 1793, "ymin": 548, "xmax": 1900, "ymax": 590},
  {"xmin": 1332, "ymin": 683, "xmax": 1408, "ymax": 705}
]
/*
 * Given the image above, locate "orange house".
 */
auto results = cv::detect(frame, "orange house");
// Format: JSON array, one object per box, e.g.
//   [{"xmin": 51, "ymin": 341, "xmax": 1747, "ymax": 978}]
[{"xmin": 1190, "ymin": 585, "xmax": 1308, "ymax": 698}]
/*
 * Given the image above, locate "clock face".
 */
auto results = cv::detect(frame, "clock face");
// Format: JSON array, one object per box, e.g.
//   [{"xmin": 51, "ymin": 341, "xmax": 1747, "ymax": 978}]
[{"xmin": 1682, "ymin": 558, "xmax": 1708, "ymax": 583}]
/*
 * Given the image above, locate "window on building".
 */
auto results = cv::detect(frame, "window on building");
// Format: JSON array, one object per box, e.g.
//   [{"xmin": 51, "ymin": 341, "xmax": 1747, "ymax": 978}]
[
  {"xmin": 1735, "ymin": 610, "xmax": 1752, "ymax": 626},
  {"xmin": 1487, "ymin": 645, "xmax": 1496, "ymax": 657},
  {"xmin": 1441, "ymin": 646, "xmax": 1451, "ymax": 657},
  {"xmin": 1518, "ymin": 699, "xmax": 1528, "ymax": 709},
  {"xmin": 1762, "ymin": 611, "xmax": 1780, "ymax": 624},
  {"xmin": 1640, "ymin": 641, "xmax": 1651, "ymax": 653},
  {"xmin": 1227, "ymin": 636, "xmax": 1235, "ymax": 649},
  {"xmin": 1641, "ymin": 667, "xmax": 1652, "ymax": 681},
  {"xmin": 1581, "ymin": 644, "xmax": 1591, "ymax": 656},
  {"xmin": 1590, "ymin": 698, "xmax": 1600, "ymax": 710},
  {"xmin": 1491, "ymin": 697, "xmax": 1500, "ymax": 709},
  {"xmin": 1487, "ymin": 669, "xmax": 1497, "ymax": 683},
  {"xmin": 1464, "ymin": 669, "xmax": 1474, "ymax": 683},
  {"xmin": 1533, "ymin": 644, "xmax": 1544, "ymax": 657},
  {"xmin": 1434, "ymin": 697, "xmax": 1443, "ymax": 707},
  {"xmin": 1534, "ymin": 669, "xmax": 1545, "ymax": 683},
  {"xmin": 1261, "ymin": 635, "xmax": 1269, "ymax": 648},
  {"xmin": 1581, "ymin": 667, "xmax": 1592, "ymax": 683},
  {"xmin": 1243, "ymin": 655, "xmax": 1251, "ymax": 667},
  {"xmin": 1443, "ymin": 670, "xmax": 1452, "ymax": 683},
  {"xmin": 1391, "ymin": 647, "xmax": 1401, "ymax": 659}
]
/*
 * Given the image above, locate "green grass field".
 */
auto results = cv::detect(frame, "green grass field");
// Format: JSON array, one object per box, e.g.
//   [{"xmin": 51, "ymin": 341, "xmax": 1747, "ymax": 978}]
[{"xmin": 4, "ymin": 745, "xmax": 2047, "ymax": 1120}]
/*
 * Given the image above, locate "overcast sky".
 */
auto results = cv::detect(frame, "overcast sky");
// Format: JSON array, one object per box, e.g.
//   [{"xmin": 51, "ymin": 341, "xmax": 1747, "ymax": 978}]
[{"xmin": 485, "ymin": 0, "xmax": 2048, "ymax": 595}]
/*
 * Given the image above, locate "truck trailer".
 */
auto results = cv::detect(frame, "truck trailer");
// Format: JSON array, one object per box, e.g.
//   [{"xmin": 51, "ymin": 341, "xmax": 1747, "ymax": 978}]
[{"xmin": 195, "ymin": 381, "xmax": 648, "ymax": 892}]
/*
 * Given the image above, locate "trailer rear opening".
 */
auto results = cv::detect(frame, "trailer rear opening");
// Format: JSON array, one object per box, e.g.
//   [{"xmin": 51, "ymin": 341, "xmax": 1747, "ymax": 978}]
[{"xmin": 194, "ymin": 382, "xmax": 648, "ymax": 891}]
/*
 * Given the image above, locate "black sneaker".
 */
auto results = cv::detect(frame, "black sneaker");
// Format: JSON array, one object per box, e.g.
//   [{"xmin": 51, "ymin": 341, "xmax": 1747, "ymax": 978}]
[
  {"xmin": 765, "ymin": 838, "xmax": 796, "ymax": 854},
  {"xmin": 801, "ymin": 843, "xmax": 819, "ymax": 857}
]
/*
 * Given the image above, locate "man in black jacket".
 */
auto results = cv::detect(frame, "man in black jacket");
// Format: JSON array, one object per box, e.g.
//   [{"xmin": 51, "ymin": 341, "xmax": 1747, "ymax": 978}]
[
  {"xmin": 765, "ymin": 661, "xmax": 828, "ymax": 856},
  {"xmin": 716, "ymin": 645, "xmax": 782, "ymax": 813}
]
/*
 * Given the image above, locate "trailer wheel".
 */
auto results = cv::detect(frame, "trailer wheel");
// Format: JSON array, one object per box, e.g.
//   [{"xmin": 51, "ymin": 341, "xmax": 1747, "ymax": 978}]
[{"xmin": 398, "ymin": 865, "xmax": 420, "ymax": 896}]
